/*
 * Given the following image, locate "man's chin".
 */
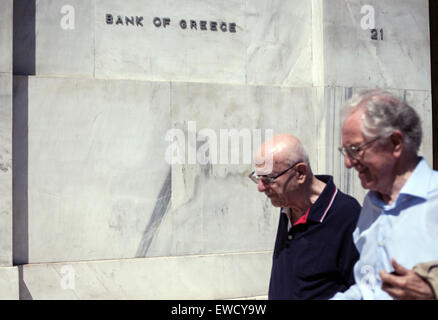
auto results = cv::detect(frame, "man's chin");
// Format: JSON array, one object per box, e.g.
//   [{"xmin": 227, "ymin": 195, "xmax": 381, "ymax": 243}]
[
  {"xmin": 269, "ymin": 199, "xmax": 284, "ymax": 208},
  {"xmin": 359, "ymin": 177, "xmax": 375, "ymax": 190}
]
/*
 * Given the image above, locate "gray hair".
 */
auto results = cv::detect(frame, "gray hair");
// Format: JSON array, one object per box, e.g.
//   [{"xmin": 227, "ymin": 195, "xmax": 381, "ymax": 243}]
[{"xmin": 341, "ymin": 89, "xmax": 422, "ymax": 154}]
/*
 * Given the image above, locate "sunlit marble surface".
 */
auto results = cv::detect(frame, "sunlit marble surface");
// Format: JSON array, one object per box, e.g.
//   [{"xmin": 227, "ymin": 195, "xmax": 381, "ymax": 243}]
[
  {"xmin": 0, "ymin": 0, "xmax": 13, "ymax": 267},
  {"xmin": 19, "ymin": 252, "xmax": 271, "ymax": 299},
  {"xmin": 14, "ymin": 76, "xmax": 171, "ymax": 263},
  {"xmin": 0, "ymin": 267, "xmax": 18, "ymax": 299},
  {"xmin": 5, "ymin": 0, "xmax": 433, "ymax": 300},
  {"xmin": 0, "ymin": 74, "xmax": 12, "ymax": 266},
  {"xmin": 322, "ymin": 0, "xmax": 431, "ymax": 90}
]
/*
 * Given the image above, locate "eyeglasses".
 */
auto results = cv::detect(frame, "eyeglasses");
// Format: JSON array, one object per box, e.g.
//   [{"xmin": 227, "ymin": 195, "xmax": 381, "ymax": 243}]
[
  {"xmin": 248, "ymin": 161, "xmax": 301, "ymax": 185},
  {"xmin": 338, "ymin": 137, "xmax": 381, "ymax": 160}
]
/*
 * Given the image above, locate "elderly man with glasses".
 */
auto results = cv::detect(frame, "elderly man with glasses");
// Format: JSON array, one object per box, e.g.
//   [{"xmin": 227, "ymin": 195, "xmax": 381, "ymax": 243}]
[
  {"xmin": 250, "ymin": 134, "xmax": 361, "ymax": 299},
  {"xmin": 332, "ymin": 89, "xmax": 438, "ymax": 300}
]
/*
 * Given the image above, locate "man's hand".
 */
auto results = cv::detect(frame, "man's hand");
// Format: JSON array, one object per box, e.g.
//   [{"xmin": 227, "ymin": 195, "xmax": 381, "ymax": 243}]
[{"xmin": 380, "ymin": 259, "xmax": 435, "ymax": 300}]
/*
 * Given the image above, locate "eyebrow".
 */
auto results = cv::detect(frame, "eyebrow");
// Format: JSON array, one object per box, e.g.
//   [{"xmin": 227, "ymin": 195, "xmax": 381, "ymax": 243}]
[
  {"xmin": 254, "ymin": 168, "xmax": 274, "ymax": 175},
  {"xmin": 342, "ymin": 141, "xmax": 362, "ymax": 147},
  {"xmin": 255, "ymin": 173, "xmax": 275, "ymax": 178}
]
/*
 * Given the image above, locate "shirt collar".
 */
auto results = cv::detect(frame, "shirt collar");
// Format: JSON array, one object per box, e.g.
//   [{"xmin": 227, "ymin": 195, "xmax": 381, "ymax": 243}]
[
  {"xmin": 369, "ymin": 157, "xmax": 432, "ymax": 208},
  {"xmin": 281, "ymin": 175, "xmax": 338, "ymax": 224},
  {"xmin": 398, "ymin": 157, "xmax": 431, "ymax": 200},
  {"xmin": 308, "ymin": 175, "xmax": 338, "ymax": 223}
]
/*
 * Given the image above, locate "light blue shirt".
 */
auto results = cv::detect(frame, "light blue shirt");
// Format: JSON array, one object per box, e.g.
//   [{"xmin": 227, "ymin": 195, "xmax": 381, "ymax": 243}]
[{"xmin": 332, "ymin": 158, "xmax": 438, "ymax": 300}]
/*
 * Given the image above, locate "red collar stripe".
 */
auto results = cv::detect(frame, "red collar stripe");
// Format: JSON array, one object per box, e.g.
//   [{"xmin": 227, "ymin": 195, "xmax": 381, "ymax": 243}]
[{"xmin": 292, "ymin": 208, "xmax": 310, "ymax": 226}]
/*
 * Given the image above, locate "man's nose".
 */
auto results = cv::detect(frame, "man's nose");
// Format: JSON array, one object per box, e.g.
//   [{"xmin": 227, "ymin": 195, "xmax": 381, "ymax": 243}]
[
  {"xmin": 344, "ymin": 153, "xmax": 357, "ymax": 169},
  {"xmin": 258, "ymin": 179, "xmax": 268, "ymax": 192}
]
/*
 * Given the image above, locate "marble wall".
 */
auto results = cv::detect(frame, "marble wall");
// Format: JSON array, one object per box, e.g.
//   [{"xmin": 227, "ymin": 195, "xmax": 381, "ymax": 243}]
[
  {"xmin": 0, "ymin": 267, "xmax": 18, "ymax": 299},
  {"xmin": 15, "ymin": 0, "xmax": 314, "ymax": 86},
  {"xmin": 19, "ymin": 252, "xmax": 271, "ymax": 299},
  {"xmin": 14, "ymin": 77, "xmax": 171, "ymax": 263},
  {"xmin": 12, "ymin": 0, "xmax": 432, "ymax": 88},
  {"xmin": 14, "ymin": 79, "xmax": 432, "ymax": 264},
  {"xmin": 0, "ymin": 0, "xmax": 17, "ymax": 300},
  {"xmin": 0, "ymin": 0, "xmax": 13, "ymax": 267},
  {"xmin": 0, "ymin": 74, "xmax": 12, "ymax": 267},
  {"xmin": 13, "ymin": 78, "xmax": 323, "ymax": 263},
  {"xmin": 4, "ymin": 0, "xmax": 433, "ymax": 299},
  {"xmin": 314, "ymin": 0, "xmax": 432, "ymax": 201},
  {"xmin": 321, "ymin": 0, "xmax": 431, "ymax": 90}
]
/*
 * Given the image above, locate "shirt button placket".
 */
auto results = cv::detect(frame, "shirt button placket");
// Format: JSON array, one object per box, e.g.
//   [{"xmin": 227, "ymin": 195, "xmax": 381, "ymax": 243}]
[{"xmin": 377, "ymin": 211, "xmax": 391, "ymax": 273}]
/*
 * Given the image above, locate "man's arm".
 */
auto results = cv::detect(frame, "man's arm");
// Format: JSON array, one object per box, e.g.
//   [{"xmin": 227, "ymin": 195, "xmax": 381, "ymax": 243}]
[{"xmin": 380, "ymin": 259, "xmax": 437, "ymax": 300}]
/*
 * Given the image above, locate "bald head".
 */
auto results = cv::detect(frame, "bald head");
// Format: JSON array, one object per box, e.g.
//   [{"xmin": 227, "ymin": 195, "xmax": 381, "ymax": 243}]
[
  {"xmin": 253, "ymin": 134, "xmax": 316, "ymax": 209},
  {"xmin": 255, "ymin": 134, "xmax": 310, "ymax": 175}
]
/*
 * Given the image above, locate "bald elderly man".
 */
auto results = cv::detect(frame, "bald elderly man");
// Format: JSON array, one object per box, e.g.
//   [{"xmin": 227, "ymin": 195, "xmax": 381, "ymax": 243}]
[{"xmin": 249, "ymin": 134, "xmax": 361, "ymax": 299}]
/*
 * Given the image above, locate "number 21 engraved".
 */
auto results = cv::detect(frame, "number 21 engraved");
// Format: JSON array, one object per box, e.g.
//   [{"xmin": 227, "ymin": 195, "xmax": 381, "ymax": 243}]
[{"xmin": 371, "ymin": 28, "xmax": 383, "ymax": 40}]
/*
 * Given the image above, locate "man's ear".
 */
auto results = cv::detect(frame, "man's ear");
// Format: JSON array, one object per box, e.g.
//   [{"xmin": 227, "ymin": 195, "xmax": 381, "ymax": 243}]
[
  {"xmin": 390, "ymin": 130, "xmax": 404, "ymax": 157},
  {"xmin": 295, "ymin": 163, "xmax": 308, "ymax": 183}
]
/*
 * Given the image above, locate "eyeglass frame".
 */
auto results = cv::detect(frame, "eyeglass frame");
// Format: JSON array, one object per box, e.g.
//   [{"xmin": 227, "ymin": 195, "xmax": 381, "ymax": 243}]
[
  {"xmin": 338, "ymin": 136, "xmax": 381, "ymax": 160},
  {"xmin": 248, "ymin": 161, "xmax": 302, "ymax": 185}
]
